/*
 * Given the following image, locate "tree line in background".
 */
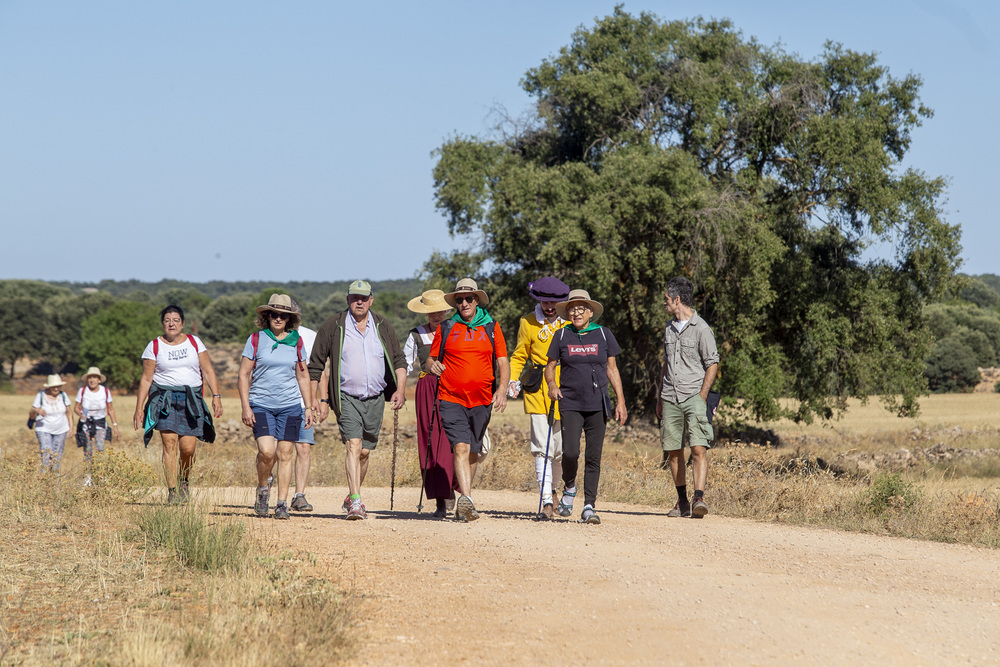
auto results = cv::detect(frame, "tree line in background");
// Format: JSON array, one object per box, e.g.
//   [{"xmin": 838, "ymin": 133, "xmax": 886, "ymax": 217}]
[{"xmin": 0, "ymin": 278, "xmax": 423, "ymax": 390}]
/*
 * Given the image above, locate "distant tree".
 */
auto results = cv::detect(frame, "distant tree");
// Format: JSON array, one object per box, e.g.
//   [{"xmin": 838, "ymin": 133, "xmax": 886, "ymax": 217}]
[
  {"xmin": 958, "ymin": 276, "xmax": 1000, "ymax": 310},
  {"xmin": 0, "ymin": 297, "xmax": 44, "ymax": 377},
  {"xmin": 200, "ymin": 294, "xmax": 256, "ymax": 343},
  {"xmin": 0, "ymin": 279, "xmax": 72, "ymax": 302},
  {"xmin": 429, "ymin": 9, "xmax": 961, "ymax": 421},
  {"xmin": 924, "ymin": 303, "xmax": 1000, "ymax": 368},
  {"xmin": 42, "ymin": 292, "xmax": 117, "ymax": 366},
  {"xmin": 315, "ymin": 292, "xmax": 347, "ymax": 325},
  {"xmin": 160, "ymin": 287, "xmax": 212, "ymax": 325},
  {"xmin": 924, "ymin": 336, "xmax": 980, "ymax": 393},
  {"xmin": 79, "ymin": 302, "xmax": 161, "ymax": 390},
  {"xmin": 373, "ymin": 290, "xmax": 424, "ymax": 340}
]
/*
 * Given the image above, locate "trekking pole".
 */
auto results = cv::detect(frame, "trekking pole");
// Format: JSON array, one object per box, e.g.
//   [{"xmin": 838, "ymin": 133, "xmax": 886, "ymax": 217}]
[
  {"xmin": 536, "ymin": 400, "xmax": 557, "ymax": 519},
  {"xmin": 390, "ymin": 408, "xmax": 399, "ymax": 511}
]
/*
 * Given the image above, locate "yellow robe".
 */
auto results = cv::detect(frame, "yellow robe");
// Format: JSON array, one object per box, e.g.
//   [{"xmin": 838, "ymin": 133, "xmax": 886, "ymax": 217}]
[{"xmin": 509, "ymin": 311, "xmax": 571, "ymax": 419}]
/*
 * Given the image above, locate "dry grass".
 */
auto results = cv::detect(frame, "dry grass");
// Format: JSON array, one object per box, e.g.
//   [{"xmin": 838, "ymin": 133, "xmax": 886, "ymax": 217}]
[{"xmin": 0, "ymin": 449, "xmax": 355, "ymax": 665}]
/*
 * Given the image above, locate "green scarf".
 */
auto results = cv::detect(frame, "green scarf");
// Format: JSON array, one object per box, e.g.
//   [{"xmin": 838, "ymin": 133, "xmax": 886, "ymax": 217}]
[
  {"xmin": 569, "ymin": 321, "xmax": 602, "ymax": 337},
  {"xmin": 450, "ymin": 306, "xmax": 494, "ymax": 329},
  {"xmin": 263, "ymin": 327, "xmax": 299, "ymax": 351}
]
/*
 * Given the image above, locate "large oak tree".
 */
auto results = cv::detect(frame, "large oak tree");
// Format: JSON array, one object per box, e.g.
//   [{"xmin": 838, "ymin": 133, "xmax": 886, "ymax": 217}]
[{"xmin": 428, "ymin": 9, "xmax": 960, "ymax": 421}]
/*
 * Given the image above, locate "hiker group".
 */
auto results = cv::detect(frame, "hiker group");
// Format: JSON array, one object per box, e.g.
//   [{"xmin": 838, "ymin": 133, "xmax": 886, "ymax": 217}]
[{"xmin": 48, "ymin": 275, "xmax": 717, "ymax": 523}]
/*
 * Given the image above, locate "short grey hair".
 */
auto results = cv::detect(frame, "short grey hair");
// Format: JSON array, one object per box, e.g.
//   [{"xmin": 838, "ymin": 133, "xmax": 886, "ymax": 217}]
[{"xmin": 665, "ymin": 277, "xmax": 694, "ymax": 307}]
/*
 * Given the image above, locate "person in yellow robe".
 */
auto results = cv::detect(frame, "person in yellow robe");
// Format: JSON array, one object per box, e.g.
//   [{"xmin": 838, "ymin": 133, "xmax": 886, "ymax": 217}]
[{"xmin": 507, "ymin": 277, "xmax": 571, "ymax": 518}]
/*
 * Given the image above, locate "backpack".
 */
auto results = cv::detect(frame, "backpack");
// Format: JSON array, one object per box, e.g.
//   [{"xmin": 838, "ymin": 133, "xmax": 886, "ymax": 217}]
[
  {"xmin": 437, "ymin": 319, "xmax": 499, "ymax": 392},
  {"xmin": 250, "ymin": 331, "xmax": 306, "ymax": 371}
]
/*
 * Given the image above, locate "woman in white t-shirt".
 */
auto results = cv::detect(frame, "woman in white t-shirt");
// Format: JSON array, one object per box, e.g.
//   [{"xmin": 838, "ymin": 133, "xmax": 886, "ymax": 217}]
[
  {"xmin": 74, "ymin": 366, "xmax": 119, "ymax": 485},
  {"xmin": 133, "ymin": 305, "xmax": 224, "ymax": 504},
  {"xmin": 29, "ymin": 374, "xmax": 74, "ymax": 472}
]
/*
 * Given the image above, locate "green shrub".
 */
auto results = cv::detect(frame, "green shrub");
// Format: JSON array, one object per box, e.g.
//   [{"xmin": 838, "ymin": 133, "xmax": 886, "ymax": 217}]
[{"xmin": 858, "ymin": 472, "xmax": 921, "ymax": 517}]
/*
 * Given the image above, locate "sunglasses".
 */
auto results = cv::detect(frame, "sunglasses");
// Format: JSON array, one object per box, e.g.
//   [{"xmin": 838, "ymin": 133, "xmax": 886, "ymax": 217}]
[
  {"xmin": 456, "ymin": 295, "xmax": 478, "ymax": 304},
  {"xmin": 269, "ymin": 311, "xmax": 290, "ymax": 320},
  {"xmin": 568, "ymin": 306, "xmax": 588, "ymax": 315}
]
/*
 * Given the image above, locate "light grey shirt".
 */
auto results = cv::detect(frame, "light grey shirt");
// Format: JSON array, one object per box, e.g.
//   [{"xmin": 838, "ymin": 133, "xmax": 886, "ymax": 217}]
[
  {"xmin": 340, "ymin": 313, "xmax": 387, "ymax": 400},
  {"xmin": 659, "ymin": 312, "xmax": 719, "ymax": 404}
]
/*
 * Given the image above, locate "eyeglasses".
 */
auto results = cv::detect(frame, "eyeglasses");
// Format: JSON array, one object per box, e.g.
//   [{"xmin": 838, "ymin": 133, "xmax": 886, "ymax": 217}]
[
  {"xmin": 269, "ymin": 312, "xmax": 290, "ymax": 320},
  {"xmin": 456, "ymin": 295, "xmax": 477, "ymax": 304},
  {"xmin": 568, "ymin": 306, "xmax": 588, "ymax": 315}
]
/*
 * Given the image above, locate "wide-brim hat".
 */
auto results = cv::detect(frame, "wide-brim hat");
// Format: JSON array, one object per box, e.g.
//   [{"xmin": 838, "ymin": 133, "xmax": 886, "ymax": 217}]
[
  {"xmin": 444, "ymin": 278, "xmax": 490, "ymax": 308},
  {"xmin": 407, "ymin": 289, "xmax": 453, "ymax": 314},
  {"xmin": 43, "ymin": 374, "xmax": 65, "ymax": 389},
  {"xmin": 83, "ymin": 366, "xmax": 107, "ymax": 383},
  {"xmin": 555, "ymin": 289, "xmax": 604, "ymax": 320},
  {"xmin": 529, "ymin": 276, "xmax": 570, "ymax": 302},
  {"xmin": 255, "ymin": 293, "xmax": 299, "ymax": 315}
]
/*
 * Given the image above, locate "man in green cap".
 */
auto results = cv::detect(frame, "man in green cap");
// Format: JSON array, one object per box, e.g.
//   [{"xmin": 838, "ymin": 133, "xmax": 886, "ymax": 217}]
[{"xmin": 309, "ymin": 279, "xmax": 407, "ymax": 520}]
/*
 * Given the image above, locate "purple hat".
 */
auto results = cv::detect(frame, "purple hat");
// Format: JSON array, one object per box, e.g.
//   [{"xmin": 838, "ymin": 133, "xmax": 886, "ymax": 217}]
[{"xmin": 528, "ymin": 277, "xmax": 570, "ymax": 302}]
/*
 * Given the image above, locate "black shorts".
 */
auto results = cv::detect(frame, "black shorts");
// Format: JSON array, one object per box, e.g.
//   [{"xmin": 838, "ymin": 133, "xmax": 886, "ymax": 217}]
[{"xmin": 438, "ymin": 400, "xmax": 491, "ymax": 454}]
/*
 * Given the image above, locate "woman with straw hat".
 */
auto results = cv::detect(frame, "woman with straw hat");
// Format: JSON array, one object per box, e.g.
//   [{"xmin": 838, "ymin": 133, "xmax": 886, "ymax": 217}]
[
  {"xmin": 73, "ymin": 366, "xmax": 119, "ymax": 485},
  {"xmin": 238, "ymin": 294, "xmax": 315, "ymax": 520},
  {"xmin": 29, "ymin": 374, "xmax": 74, "ymax": 472},
  {"xmin": 404, "ymin": 289, "xmax": 457, "ymax": 517},
  {"xmin": 134, "ymin": 305, "xmax": 223, "ymax": 504},
  {"xmin": 544, "ymin": 289, "xmax": 627, "ymax": 524}
]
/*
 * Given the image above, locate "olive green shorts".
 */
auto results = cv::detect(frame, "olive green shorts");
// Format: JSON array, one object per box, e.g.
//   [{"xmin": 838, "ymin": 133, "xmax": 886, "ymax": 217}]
[{"xmin": 660, "ymin": 394, "xmax": 713, "ymax": 451}]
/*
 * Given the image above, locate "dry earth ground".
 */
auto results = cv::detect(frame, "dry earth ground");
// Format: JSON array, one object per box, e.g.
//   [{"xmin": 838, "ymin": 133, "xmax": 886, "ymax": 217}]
[{"xmin": 204, "ymin": 486, "xmax": 1000, "ymax": 666}]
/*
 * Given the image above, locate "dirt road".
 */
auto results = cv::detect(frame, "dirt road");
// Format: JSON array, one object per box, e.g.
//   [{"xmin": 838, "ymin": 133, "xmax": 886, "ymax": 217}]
[{"xmin": 210, "ymin": 487, "xmax": 1000, "ymax": 665}]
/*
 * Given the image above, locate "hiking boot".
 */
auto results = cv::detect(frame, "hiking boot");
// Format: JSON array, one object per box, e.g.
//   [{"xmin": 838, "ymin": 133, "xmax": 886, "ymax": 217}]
[
  {"xmin": 541, "ymin": 503, "xmax": 554, "ymax": 520},
  {"xmin": 342, "ymin": 494, "xmax": 352, "ymax": 513},
  {"xmin": 274, "ymin": 502, "xmax": 290, "ymax": 520},
  {"xmin": 667, "ymin": 501, "xmax": 692, "ymax": 518},
  {"xmin": 580, "ymin": 506, "xmax": 601, "ymax": 525},
  {"xmin": 166, "ymin": 488, "xmax": 179, "ymax": 505},
  {"xmin": 290, "ymin": 493, "xmax": 313, "ymax": 512},
  {"xmin": 254, "ymin": 486, "xmax": 270, "ymax": 517},
  {"xmin": 178, "ymin": 479, "xmax": 190, "ymax": 504},
  {"xmin": 692, "ymin": 498, "xmax": 709, "ymax": 518},
  {"xmin": 346, "ymin": 500, "xmax": 367, "ymax": 520},
  {"xmin": 456, "ymin": 495, "xmax": 479, "ymax": 522}
]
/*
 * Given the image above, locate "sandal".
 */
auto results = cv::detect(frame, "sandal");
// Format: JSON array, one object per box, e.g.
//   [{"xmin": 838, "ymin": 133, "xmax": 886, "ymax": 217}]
[
  {"xmin": 580, "ymin": 505, "xmax": 601, "ymax": 525},
  {"xmin": 557, "ymin": 488, "xmax": 575, "ymax": 517}
]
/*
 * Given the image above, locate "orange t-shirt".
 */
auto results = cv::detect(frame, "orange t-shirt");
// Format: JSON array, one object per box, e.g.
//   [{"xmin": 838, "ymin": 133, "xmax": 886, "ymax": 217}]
[{"xmin": 430, "ymin": 320, "xmax": 506, "ymax": 409}]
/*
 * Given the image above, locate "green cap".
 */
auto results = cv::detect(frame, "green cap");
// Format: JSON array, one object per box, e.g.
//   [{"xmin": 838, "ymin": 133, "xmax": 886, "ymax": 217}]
[{"xmin": 348, "ymin": 280, "xmax": 372, "ymax": 297}]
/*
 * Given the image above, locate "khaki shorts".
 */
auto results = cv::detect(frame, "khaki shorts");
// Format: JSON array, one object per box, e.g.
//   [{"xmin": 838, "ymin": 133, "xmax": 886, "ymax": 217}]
[{"xmin": 660, "ymin": 394, "xmax": 713, "ymax": 451}]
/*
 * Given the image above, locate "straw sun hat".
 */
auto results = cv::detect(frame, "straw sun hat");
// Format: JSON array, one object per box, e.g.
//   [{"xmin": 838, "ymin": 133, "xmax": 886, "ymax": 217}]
[
  {"xmin": 407, "ymin": 289, "xmax": 453, "ymax": 314},
  {"xmin": 83, "ymin": 367, "xmax": 107, "ymax": 383},
  {"xmin": 255, "ymin": 293, "xmax": 299, "ymax": 315},
  {"xmin": 444, "ymin": 278, "xmax": 490, "ymax": 308},
  {"xmin": 42, "ymin": 374, "xmax": 66, "ymax": 389},
  {"xmin": 555, "ymin": 289, "xmax": 604, "ymax": 320}
]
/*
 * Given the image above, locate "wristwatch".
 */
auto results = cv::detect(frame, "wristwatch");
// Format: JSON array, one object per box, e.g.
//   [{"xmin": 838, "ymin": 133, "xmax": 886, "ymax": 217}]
[{"xmin": 319, "ymin": 398, "xmax": 329, "ymax": 403}]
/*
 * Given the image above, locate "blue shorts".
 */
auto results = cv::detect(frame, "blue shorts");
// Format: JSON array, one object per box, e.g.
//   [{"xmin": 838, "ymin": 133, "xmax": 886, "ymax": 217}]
[
  {"xmin": 297, "ymin": 408, "xmax": 315, "ymax": 445},
  {"xmin": 250, "ymin": 404, "xmax": 302, "ymax": 442}
]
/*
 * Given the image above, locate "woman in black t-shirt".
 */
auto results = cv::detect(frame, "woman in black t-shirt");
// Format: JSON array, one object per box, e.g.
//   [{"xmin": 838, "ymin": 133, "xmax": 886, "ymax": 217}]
[{"xmin": 544, "ymin": 289, "xmax": 627, "ymax": 524}]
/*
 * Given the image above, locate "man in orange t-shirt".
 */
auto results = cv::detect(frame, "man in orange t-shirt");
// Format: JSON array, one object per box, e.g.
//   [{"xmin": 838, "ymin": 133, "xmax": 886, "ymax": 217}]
[{"xmin": 428, "ymin": 278, "xmax": 510, "ymax": 522}]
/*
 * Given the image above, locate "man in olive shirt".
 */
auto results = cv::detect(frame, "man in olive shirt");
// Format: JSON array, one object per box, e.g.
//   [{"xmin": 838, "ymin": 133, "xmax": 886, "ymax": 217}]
[{"xmin": 655, "ymin": 277, "xmax": 719, "ymax": 518}]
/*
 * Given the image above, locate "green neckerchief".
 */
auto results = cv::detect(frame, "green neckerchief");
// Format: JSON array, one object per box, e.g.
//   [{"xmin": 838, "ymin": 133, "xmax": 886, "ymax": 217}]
[
  {"xmin": 569, "ymin": 321, "xmax": 602, "ymax": 337},
  {"xmin": 263, "ymin": 327, "xmax": 299, "ymax": 351},
  {"xmin": 450, "ymin": 306, "xmax": 494, "ymax": 329}
]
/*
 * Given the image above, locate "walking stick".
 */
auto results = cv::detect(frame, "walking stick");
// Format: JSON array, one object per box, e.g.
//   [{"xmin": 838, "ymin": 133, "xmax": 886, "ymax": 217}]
[
  {"xmin": 390, "ymin": 408, "xmax": 399, "ymax": 511},
  {"xmin": 536, "ymin": 400, "xmax": 557, "ymax": 519}
]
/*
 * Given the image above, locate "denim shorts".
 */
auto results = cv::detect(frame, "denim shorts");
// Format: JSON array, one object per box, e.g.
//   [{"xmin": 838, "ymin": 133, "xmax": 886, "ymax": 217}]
[
  {"xmin": 297, "ymin": 407, "xmax": 315, "ymax": 445},
  {"xmin": 251, "ymin": 404, "xmax": 303, "ymax": 442}
]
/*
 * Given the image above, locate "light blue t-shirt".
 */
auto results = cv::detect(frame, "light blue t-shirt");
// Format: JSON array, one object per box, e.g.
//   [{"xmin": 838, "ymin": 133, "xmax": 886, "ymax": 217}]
[{"xmin": 242, "ymin": 333, "xmax": 306, "ymax": 410}]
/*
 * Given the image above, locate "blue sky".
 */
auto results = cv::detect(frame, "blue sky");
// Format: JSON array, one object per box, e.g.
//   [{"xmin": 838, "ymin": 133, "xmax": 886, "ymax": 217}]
[{"xmin": 1, "ymin": 1, "xmax": 995, "ymax": 283}]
